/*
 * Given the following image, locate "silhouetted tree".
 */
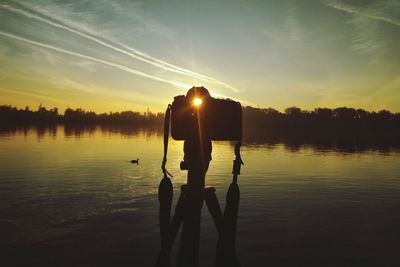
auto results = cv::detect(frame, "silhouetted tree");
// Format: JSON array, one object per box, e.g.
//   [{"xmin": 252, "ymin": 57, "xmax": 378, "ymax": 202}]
[{"xmin": 1, "ymin": 104, "xmax": 399, "ymax": 146}]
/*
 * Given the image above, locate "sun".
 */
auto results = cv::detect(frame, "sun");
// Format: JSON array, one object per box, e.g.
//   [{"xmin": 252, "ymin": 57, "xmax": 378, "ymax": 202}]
[{"xmin": 193, "ymin": 98, "xmax": 202, "ymax": 107}]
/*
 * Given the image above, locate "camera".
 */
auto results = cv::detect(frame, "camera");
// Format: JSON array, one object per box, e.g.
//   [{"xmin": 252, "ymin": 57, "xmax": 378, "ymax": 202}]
[{"xmin": 171, "ymin": 87, "xmax": 242, "ymax": 141}]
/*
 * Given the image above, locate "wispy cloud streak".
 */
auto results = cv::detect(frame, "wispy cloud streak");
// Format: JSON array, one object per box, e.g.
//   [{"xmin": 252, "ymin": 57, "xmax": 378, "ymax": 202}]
[
  {"xmin": 0, "ymin": 31, "xmax": 191, "ymax": 89},
  {"xmin": 1, "ymin": 1, "xmax": 240, "ymax": 92},
  {"xmin": 324, "ymin": 0, "xmax": 400, "ymax": 27}
]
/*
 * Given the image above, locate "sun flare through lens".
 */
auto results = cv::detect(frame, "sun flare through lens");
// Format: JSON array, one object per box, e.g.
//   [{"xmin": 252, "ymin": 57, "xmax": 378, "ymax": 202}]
[{"xmin": 193, "ymin": 98, "xmax": 202, "ymax": 107}]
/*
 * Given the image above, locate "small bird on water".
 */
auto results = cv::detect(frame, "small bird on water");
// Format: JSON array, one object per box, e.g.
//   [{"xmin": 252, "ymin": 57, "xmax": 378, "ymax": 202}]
[{"xmin": 130, "ymin": 158, "xmax": 139, "ymax": 164}]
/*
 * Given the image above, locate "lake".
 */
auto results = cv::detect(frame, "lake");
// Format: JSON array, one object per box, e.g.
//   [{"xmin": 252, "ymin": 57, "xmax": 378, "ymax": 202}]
[{"xmin": 1, "ymin": 125, "xmax": 399, "ymax": 266}]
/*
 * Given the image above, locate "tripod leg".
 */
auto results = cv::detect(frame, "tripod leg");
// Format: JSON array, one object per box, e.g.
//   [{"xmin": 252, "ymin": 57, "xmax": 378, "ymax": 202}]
[
  {"xmin": 178, "ymin": 186, "xmax": 203, "ymax": 267},
  {"xmin": 156, "ymin": 184, "xmax": 189, "ymax": 267},
  {"xmin": 155, "ymin": 177, "xmax": 173, "ymax": 267},
  {"xmin": 168, "ymin": 185, "xmax": 186, "ymax": 247},
  {"xmin": 204, "ymin": 187, "xmax": 222, "ymax": 232},
  {"xmin": 215, "ymin": 182, "xmax": 240, "ymax": 267}
]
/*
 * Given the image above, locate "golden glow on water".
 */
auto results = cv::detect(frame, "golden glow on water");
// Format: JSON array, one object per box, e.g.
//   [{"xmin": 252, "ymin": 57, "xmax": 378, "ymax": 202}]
[
  {"xmin": 1, "ymin": 126, "xmax": 400, "ymax": 193},
  {"xmin": 1, "ymin": 127, "xmax": 400, "ymax": 266}
]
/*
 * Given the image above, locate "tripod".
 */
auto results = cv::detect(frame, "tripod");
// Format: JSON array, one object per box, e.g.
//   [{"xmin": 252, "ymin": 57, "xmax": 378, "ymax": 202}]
[{"xmin": 156, "ymin": 107, "xmax": 243, "ymax": 267}]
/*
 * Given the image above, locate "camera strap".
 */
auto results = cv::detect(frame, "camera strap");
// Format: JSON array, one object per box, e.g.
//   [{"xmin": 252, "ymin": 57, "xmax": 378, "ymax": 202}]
[
  {"xmin": 232, "ymin": 111, "xmax": 244, "ymax": 183},
  {"xmin": 232, "ymin": 142, "xmax": 244, "ymax": 184},
  {"xmin": 161, "ymin": 104, "xmax": 173, "ymax": 178}
]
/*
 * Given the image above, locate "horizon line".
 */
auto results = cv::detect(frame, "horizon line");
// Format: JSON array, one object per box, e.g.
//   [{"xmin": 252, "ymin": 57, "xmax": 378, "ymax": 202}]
[{"xmin": 1, "ymin": 103, "xmax": 399, "ymax": 115}]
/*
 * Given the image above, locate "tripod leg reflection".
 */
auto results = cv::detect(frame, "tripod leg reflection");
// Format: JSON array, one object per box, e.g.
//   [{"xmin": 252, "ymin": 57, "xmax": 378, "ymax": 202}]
[
  {"xmin": 215, "ymin": 182, "xmax": 240, "ymax": 267},
  {"xmin": 204, "ymin": 187, "xmax": 222, "ymax": 232}
]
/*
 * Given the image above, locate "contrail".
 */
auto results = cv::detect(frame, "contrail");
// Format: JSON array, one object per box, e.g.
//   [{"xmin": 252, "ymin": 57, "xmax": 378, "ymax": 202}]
[
  {"xmin": 1, "ymin": 1, "xmax": 240, "ymax": 92},
  {"xmin": 114, "ymin": 41, "xmax": 240, "ymax": 92},
  {"xmin": 324, "ymin": 0, "xmax": 400, "ymax": 27},
  {"xmin": 0, "ymin": 87, "xmax": 71, "ymax": 104},
  {"xmin": 0, "ymin": 4, "xmax": 199, "ymax": 79},
  {"xmin": 0, "ymin": 31, "xmax": 191, "ymax": 89},
  {"xmin": 211, "ymin": 91, "xmax": 255, "ymax": 107}
]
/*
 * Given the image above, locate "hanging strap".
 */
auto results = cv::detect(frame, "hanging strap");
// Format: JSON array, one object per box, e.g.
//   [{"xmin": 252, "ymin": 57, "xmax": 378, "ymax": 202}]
[
  {"xmin": 232, "ymin": 108, "xmax": 244, "ymax": 184},
  {"xmin": 232, "ymin": 141, "xmax": 244, "ymax": 184},
  {"xmin": 161, "ymin": 104, "xmax": 173, "ymax": 178}
]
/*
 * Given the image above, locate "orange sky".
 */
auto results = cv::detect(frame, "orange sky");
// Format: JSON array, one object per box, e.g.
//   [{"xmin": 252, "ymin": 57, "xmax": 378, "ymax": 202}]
[{"xmin": 1, "ymin": 0, "xmax": 399, "ymax": 113}]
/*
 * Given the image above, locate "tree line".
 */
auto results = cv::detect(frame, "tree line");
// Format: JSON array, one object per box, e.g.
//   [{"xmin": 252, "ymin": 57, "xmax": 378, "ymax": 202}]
[
  {"xmin": 1, "ymin": 104, "xmax": 400, "ymax": 139},
  {"xmin": 0, "ymin": 105, "xmax": 164, "ymax": 126},
  {"xmin": 242, "ymin": 106, "xmax": 400, "ymax": 144}
]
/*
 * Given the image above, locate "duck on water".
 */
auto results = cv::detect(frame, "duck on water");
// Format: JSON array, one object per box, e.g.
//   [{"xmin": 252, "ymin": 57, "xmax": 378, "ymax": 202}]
[{"xmin": 130, "ymin": 158, "xmax": 139, "ymax": 164}]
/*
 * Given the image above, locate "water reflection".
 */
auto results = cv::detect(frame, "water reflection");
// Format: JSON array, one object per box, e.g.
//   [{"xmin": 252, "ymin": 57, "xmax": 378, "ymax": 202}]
[
  {"xmin": 0, "ymin": 125, "xmax": 162, "ymax": 139},
  {"xmin": 1, "ymin": 125, "xmax": 398, "ymax": 154},
  {"xmin": 244, "ymin": 128, "xmax": 400, "ymax": 153},
  {"xmin": 1, "ymin": 125, "xmax": 399, "ymax": 266}
]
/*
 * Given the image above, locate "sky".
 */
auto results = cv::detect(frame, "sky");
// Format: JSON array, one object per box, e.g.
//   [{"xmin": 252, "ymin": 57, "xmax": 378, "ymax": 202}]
[{"xmin": 0, "ymin": 0, "xmax": 399, "ymax": 113}]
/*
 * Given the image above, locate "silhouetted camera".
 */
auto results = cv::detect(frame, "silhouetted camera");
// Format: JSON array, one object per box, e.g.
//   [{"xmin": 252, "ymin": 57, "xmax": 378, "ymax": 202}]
[{"xmin": 171, "ymin": 87, "xmax": 242, "ymax": 141}]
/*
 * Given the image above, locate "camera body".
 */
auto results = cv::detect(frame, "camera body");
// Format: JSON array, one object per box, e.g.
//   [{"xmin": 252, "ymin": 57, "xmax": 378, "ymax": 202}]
[{"xmin": 171, "ymin": 87, "xmax": 242, "ymax": 141}]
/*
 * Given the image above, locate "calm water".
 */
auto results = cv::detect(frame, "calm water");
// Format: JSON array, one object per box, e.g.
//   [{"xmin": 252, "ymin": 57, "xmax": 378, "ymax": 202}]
[{"xmin": 1, "ymin": 126, "xmax": 400, "ymax": 267}]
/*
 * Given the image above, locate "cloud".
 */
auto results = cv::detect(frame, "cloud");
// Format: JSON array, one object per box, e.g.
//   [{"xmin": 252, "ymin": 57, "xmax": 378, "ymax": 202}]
[
  {"xmin": 30, "ymin": 47, "xmax": 57, "ymax": 64},
  {"xmin": 350, "ymin": 15, "xmax": 383, "ymax": 53},
  {"xmin": 285, "ymin": 2, "xmax": 303, "ymax": 42},
  {"xmin": 0, "ymin": 87, "xmax": 70, "ymax": 104},
  {"xmin": 0, "ymin": 31, "xmax": 192, "ymax": 89},
  {"xmin": 1, "ymin": 1, "xmax": 240, "ymax": 93},
  {"xmin": 98, "ymin": 0, "xmax": 176, "ymax": 39},
  {"xmin": 324, "ymin": 0, "xmax": 400, "ymax": 27},
  {"xmin": 324, "ymin": 0, "xmax": 400, "ymax": 55},
  {"xmin": 68, "ymin": 60, "xmax": 97, "ymax": 72}
]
